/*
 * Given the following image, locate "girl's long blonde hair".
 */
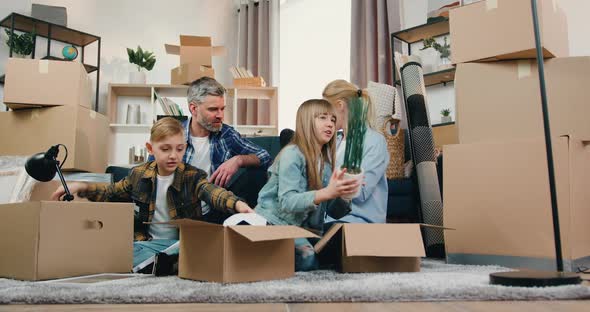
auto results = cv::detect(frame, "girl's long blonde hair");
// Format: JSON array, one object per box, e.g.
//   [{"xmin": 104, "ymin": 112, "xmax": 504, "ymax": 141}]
[
  {"xmin": 322, "ymin": 79, "xmax": 376, "ymax": 130},
  {"xmin": 288, "ymin": 99, "xmax": 337, "ymax": 190}
]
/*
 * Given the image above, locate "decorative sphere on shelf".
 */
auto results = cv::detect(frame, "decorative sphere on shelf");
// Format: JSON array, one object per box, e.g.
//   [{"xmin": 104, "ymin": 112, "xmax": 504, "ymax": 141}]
[{"xmin": 62, "ymin": 45, "xmax": 78, "ymax": 60}]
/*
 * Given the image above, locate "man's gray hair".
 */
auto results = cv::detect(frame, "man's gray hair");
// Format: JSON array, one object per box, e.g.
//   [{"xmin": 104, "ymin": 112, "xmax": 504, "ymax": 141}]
[{"xmin": 187, "ymin": 77, "xmax": 226, "ymax": 105}]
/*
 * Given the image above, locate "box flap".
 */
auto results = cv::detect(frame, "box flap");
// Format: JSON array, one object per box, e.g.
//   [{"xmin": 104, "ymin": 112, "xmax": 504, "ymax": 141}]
[
  {"xmin": 313, "ymin": 223, "xmax": 344, "ymax": 253},
  {"xmin": 179, "ymin": 35, "xmax": 212, "ymax": 47},
  {"xmin": 343, "ymin": 224, "xmax": 426, "ymax": 257},
  {"xmin": 165, "ymin": 44, "xmax": 180, "ymax": 55},
  {"xmin": 229, "ymin": 225, "xmax": 317, "ymax": 242}
]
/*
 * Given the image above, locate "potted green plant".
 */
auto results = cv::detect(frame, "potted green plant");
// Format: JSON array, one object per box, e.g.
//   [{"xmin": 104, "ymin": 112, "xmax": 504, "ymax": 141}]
[
  {"xmin": 441, "ymin": 108, "xmax": 452, "ymax": 123},
  {"xmin": 4, "ymin": 30, "xmax": 35, "ymax": 58},
  {"xmin": 126, "ymin": 46, "xmax": 156, "ymax": 84},
  {"xmin": 341, "ymin": 96, "xmax": 368, "ymax": 200},
  {"xmin": 422, "ymin": 36, "xmax": 451, "ymax": 69}
]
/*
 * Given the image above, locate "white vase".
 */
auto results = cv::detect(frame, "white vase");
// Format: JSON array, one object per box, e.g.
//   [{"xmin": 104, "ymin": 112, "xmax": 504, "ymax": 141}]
[
  {"xmin": 414, "ymin": 47, "xmax": 440, "ymax": 73},
  {"xmin": 129, "ymin": 71, "xmax": 146, "ymax": 84},
  {"xmin": 341, "ymin": 168, "xmax": 364, "ymax": 201},
  {"xmin": 441, "ymin": 115, "xmax": 452, "ymax": 123},
  {"xmin": 438, "ymin": 56, "xmax": 453, "ymax": 71}
]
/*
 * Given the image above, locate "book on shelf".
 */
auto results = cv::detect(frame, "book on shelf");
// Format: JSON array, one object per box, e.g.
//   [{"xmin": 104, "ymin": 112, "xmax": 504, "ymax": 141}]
[{"xmin": 154, "ymin": 91, "xmax": 184, "ymax": 116}]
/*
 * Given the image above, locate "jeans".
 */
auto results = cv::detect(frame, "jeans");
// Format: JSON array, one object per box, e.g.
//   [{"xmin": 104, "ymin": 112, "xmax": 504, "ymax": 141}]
[
  {"xmin": 295, "ymin": 238, "xmax": 318, "ymax": 271},
  {"xmin": 133, "ymin": 239, "xmax": 178, "ymax": 267}
]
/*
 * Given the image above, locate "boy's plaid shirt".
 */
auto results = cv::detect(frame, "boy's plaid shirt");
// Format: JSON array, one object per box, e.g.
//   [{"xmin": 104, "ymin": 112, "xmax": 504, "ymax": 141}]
[{"xmin": 79, "ymin": 161, "xmax": 240, "ymax": 241}]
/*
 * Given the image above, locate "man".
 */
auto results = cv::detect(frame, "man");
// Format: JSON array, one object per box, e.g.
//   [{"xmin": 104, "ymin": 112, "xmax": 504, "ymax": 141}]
[{"xmin": 183, "ymin": 77, "xmax": 271, "ymax": 214}]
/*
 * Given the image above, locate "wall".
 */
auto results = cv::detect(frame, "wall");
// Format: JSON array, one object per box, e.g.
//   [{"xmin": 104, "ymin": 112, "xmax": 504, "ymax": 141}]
[
  {"xmin": 279, "ymin": 0, "xmax": 351, "ymax": 131},
  {"xmin": 0, "ymin": 0, "xmax": 238, "ymax": 114}
]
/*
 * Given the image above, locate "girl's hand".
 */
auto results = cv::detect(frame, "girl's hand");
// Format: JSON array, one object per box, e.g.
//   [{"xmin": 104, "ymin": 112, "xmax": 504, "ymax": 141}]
[
  {"xmin": 50, "ymin": 182, "xmax": 89, "ymax": 201},
  {"xmin": 315, "ymin": 168, "xmax": 360, "ymax": 204}
]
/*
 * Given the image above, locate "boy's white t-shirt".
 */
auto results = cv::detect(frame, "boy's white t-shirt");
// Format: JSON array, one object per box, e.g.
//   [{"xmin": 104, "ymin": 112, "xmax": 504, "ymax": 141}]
[
  {"xmin": 148, "ymin": 173, "xmax": 179, "ymax": 240},
  {"xmin": 189, "ymin": 135, "xmax": 211, "ymax": 215}
]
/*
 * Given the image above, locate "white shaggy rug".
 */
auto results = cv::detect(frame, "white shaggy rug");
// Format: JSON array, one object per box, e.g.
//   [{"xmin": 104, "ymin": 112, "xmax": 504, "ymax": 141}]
[{"xmin": 0, "ymin": 260, "xmax": 588, "ymax": 304}]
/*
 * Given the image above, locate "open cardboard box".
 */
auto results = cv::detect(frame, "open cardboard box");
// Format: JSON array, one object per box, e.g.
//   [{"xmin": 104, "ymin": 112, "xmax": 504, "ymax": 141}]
[
  {"xmin": 0, "ymin": 105, "xmax": 109, "ymax": 173},
  {"xmin": 0, "ymin": 201, "xmax": 134, "ymax": 281},
  {"xmin": 165, "ymin": 35, "xmax": 225, "ymax": 66},
  {"xmin": 455, "ymin": 57, "xmax": 590, "ymax": 144},
  {"xmin": 161, "ymin": 219, "xmax": 317, "ymax": 283},
  {"xmin": 314, "ymin": 223, "xmax": 449, "ymax": 273},
  {"xmin": 444, "ymin": 135, "xmax": 590, "ymax": 271},
  {"xmin": 450, "ymin": 0, "xmax": 568, "ymax": 64},
  {"xmin": 3, "ymin": 58, "xmax": 92, "ymax": 110},
  {"xmin": 171, "ymin": 63, "xmax": 215, "ymax": 85}
]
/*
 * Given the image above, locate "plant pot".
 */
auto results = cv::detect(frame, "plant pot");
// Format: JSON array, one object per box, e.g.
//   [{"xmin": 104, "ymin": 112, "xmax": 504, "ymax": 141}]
[
  {"xmin": 10, "ymin": 53, "xmax": 29, "ymax": 59},
  {"xmin": 414, "ymin": 47, "xmax": 439, "ymax": 73},
  {"xmin": 341, "ymin": 168, "xmax": 363, "ymax": 201},
  {"xmin": 437, "ymin": 56, "xmax": 453, "ymax": 71},
  {"xmin": 129, "ymin": 71, "xmax": 146, "ymax": 84},
  {"xmin": 441, "ymin": 115, "xmax": 452, "ymax": 123}
]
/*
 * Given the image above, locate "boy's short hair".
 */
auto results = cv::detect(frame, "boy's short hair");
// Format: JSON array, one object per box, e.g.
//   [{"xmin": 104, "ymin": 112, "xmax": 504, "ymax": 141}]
[{"xmin": 150, "ymin": 117, "xmax": 184, "ymax": 142}]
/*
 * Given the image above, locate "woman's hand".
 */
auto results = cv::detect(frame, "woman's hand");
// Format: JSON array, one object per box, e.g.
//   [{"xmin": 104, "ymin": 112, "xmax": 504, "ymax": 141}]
[{"xmin": 50, "ymin": 182, "xmax": 89, "ymax": 201}]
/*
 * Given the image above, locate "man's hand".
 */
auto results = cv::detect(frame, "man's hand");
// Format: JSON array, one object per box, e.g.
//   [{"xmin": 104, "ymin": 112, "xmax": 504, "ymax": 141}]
[
  {"xmin": 210, "ymin": 156, "xmax": 242, "ymax": 187},
  {"xmin": 235, "ymin": 201, "xmax": 254, "ymax": 213}
]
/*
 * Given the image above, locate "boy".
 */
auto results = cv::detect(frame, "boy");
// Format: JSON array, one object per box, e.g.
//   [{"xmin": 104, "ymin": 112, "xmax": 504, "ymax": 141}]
[{"xmin": 51, "ymin": 117, "xmax": 253, "ymax": 271}]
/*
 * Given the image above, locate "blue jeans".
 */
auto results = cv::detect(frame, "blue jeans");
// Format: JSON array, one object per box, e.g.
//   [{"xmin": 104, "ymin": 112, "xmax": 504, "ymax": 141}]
[
  {"xmin": 295, "ymin": 238, "xmax": 318, "ymax": 271},
  {"xmin": 133, "ymin": 239, "xmax": 178, "ymax": 267}
]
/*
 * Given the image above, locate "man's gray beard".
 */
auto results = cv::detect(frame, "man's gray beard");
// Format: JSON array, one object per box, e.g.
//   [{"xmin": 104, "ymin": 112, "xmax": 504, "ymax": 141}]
[{"xmin": 198, "ymin": 118, "xmax": 222, "ymax": 133}]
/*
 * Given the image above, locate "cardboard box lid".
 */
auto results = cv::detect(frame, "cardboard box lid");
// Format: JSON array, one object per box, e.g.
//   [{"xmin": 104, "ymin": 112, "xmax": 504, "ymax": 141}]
[
  {"xmin": 165, "ymin": 35, "xmax": 225, "ymax": 56},
  {"xmin": 314, "ymin": 223, "xmax": 427, "ymax": 257},
  {"xmin": 157, "ymin": 219, "xmax": 318, "ymax": 242}
]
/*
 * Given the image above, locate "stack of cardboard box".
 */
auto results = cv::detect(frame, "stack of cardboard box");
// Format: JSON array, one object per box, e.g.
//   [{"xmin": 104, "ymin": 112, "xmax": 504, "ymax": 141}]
[
  {"xmin": 0, "ymin": 58, "xmax": 133, "ymax": 281},
  {"xmin": 0, "ymin": 58, "xmax": 109, "ymax": 173},
  {"xmin": 444, "ymin": 0, "xmax": 590, "ymax": 271},
  {"xmin": 165, "ymin": 35, "xmax": 225, "ymax": 85}
]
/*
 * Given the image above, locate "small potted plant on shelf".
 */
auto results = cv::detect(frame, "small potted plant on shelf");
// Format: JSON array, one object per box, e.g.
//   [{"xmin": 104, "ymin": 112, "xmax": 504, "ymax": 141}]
[
  {"xmin": 440, "ymin": 108, "xmax": 452, "ymax": 123},
  {"xmin": 126, "ymin": 46, "xmax": 156, "ymax": 84},
  {"xmin": 422, "ymin": 36, "xmax": 451, "ymax": 70},
  {"xmin": 4, "ymin": 30, "xmax": 35, "ymax": 58},
  {"xmin": 341, "ymin": 95, "xmax": 368, "ymax": 200}
]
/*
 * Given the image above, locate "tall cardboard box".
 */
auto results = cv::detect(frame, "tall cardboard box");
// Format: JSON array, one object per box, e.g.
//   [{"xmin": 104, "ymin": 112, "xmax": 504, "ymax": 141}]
[
  {"xmin": 168, "ymin": 220, "xmax": 317, "ymax": 283},
  {"xmin": 0, "ymin": 201, "xmax": 134, "ymax": 281},
  {"xmin": 314, "ymin": 223, "xmax": 428, "ymax": 273},
  {"xmin": 171, "ymin": 64, "xmax": 215, "ymax": 85},
  {"xmin": 450, "ymin": 0, "xmax": 568, "ymax": 64},
  {"xmin": 455, "ymin": 57, "xmax": 590, "ymax": 144},
  {"xmin": 165, "ymin": 35, "xmax": 225, "ymax": 67},
  {"xmin": 0, "ymin": 106, "xmax": 109, "ymax": 173},
  {"xmin": 3, "ymin": 58, "xmax": 92, "ymax": 110},
  {"xmin": 444, "ymin": 136, "xmax": 590, "ymax": 271}
]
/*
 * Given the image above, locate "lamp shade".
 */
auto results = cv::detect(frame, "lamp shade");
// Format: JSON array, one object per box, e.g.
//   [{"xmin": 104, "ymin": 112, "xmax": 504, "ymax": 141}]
[{"xmin": 25, "ymin": 152, "xmax": 58, "ymax": 182}]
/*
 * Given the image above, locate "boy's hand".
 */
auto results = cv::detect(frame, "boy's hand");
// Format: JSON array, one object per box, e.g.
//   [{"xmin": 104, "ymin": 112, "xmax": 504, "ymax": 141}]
[
  {"xmin": 235, "ymin": 201, "xmax": 254, "ymax": 213},
  {"xmin": 50, "ymin": 182, "xmax": 89, "ymax": 201}
]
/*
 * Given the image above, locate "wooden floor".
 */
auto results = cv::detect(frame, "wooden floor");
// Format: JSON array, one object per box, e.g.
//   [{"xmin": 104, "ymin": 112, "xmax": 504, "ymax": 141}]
[{"xmin": 1, "ymin": 301, "xmax": 589, "ymax": 312}]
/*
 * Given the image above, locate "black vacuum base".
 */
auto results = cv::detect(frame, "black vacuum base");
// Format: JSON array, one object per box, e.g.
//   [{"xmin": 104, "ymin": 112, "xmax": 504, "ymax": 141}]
[{"xmin": 490, "ymin": 271, "xmax": 581, "ymax": 287}]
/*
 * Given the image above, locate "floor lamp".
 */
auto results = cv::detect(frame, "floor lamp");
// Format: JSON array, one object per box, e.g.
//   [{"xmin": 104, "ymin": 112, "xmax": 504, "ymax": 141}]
[{"xmin": 489, "ymin": 0, "xmax": 581, "ymax": 287}]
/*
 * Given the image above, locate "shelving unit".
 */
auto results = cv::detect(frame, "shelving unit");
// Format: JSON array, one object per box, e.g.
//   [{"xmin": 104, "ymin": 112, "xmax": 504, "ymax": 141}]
[
  {"xmin": 107, "ymin": 83, "xmax": 278, "ymax": 165},
  {"xmin": 0, "ymin": 13, "xmax": 101, "ymax": 110},
  {"xmin": 391, "ymin": 17, "xmax": 455, "ymax": 87}
]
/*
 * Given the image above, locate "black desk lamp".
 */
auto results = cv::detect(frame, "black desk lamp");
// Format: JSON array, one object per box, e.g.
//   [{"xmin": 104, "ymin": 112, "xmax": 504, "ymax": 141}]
[
  {"xmin": 25, "ymin": 144, "xmax": 74, "ymax": 201},
  {"xmin": 489, "ymin": 0, "xmax": 581, "ymax": 287}
]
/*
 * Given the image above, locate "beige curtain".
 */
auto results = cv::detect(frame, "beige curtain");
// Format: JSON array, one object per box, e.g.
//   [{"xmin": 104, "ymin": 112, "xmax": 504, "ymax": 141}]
[
  {"xmin": 350, "ymin": 0, "xmax": 402, "ymax": 88},
  {"xmin": 237, "ymin": 0, "xmax": 275, "ymax": 127}
]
